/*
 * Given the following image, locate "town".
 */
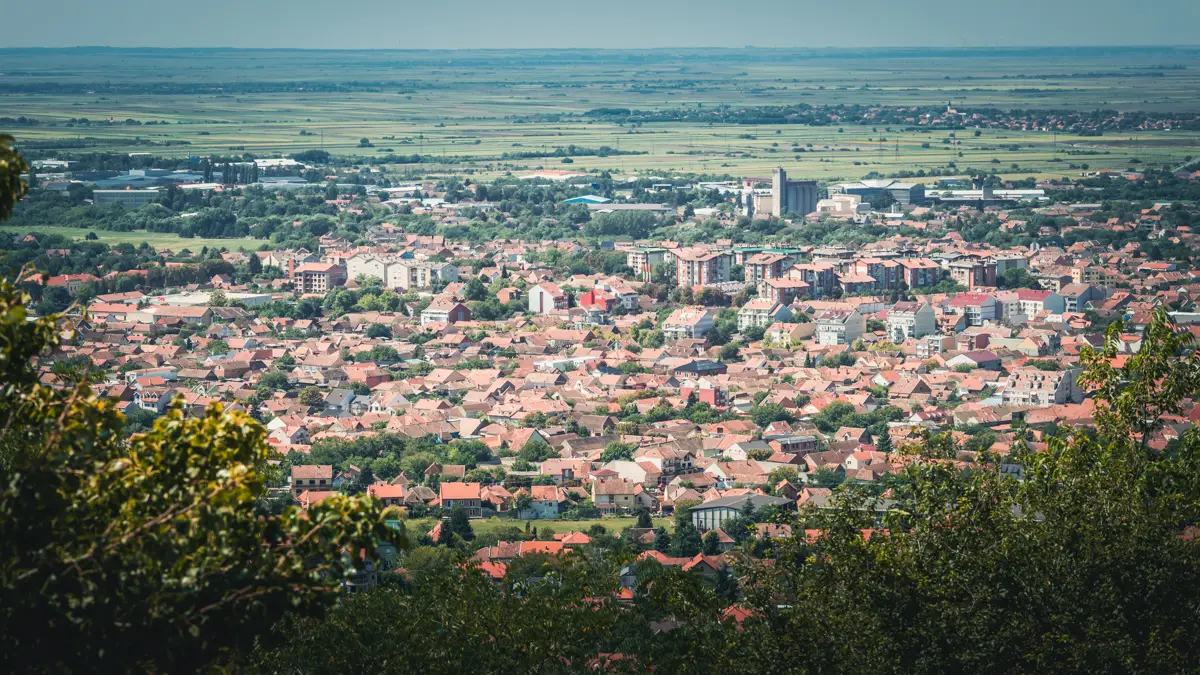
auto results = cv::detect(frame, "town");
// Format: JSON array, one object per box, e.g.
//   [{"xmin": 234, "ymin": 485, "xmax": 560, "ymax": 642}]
[
  {"xmin": 5, "ymin": 37, "xmax": 1200, "ymax": 674},
  {"xmin": 10, "ymin": 148, "xmax": 1200, "ymax": 577}
]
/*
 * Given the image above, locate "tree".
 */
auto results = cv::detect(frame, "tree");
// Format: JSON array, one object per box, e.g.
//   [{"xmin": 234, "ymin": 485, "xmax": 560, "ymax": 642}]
[
  {"xmin": 702, "ymin": 531, "xmax": 722, "ymax": 555},
  {"xmin": 874, "ymin": 429, "xmax": 894, "ymax": 454},
  {"xmin": 600, "ymin": 441, "xmax": 636, "ymax": 463},
  {"xmin": 448, "ymin": 509, "xmax": 475, "ymax": 542},
  {"xmin": 0, "ymin": 275, "xmax": 398, "ymax": 673},
  {"xmin": 247, "ymin": 251, "xmax": 263, "ymax": 275},
  {"xmin": 517, "ymin": 439, "xmax": 557, "ymax": 464},
  {"xmin": 652, "ymin": 527, "xmax": 672, "ymax": 553},
  {"xmin": 365, "ymin": 323, "xmax": 392, "ymax": 339},
  {"xmin": 209, "ymin": 290, "xmax": 229, "ymax": 307},
  {"xmin": 208, "ymin": 339, "xmax": 230, "ymax": 356},
  {"xmin": 634, "ymin": 507, "xmax": 653, "ymax": 529},
  {"xmin": 670, "ymin": 506, "xmax": 703, "ymax": 558},
  {"xmin": 298, "ymin": 386, "xmax": 325, "ymax": 407},
  {"xmin": 0, "ymin": 135, "xmax": 27, "ymax": 221}
]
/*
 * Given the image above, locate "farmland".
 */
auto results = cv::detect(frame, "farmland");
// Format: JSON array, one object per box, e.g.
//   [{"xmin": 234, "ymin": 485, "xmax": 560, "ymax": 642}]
[
  {"xmin": 0, "ymin": 225, "xmax": 261, "ymax": 252},
  {"xmin": 3, "ymin": 46, "xmax": 1200, "ymax": 183}
]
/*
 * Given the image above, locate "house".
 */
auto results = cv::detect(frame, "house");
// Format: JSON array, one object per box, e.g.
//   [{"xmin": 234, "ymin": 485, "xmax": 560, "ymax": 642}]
[
  {"xmin": 662, "ymin": 306, "xmax": 715, "ymax": 341},
  {"xmin": 1045, "ymin": 284, "xmax": 1104, "ymax": 314},
  {"xmin": 680, "ymin": 378, "xmax": 727, "ymax": 407},
  {"xmin": 737, "ymin": 299, "xmax": 791, "ymax": 331},
  {"xmin": 421, "ymin": 300, "xmax": 471, "ymax": 326},
  {"xmin": 815, "ymin": 309, "xmax": 865, "ymax": 346},
  {"xmin": 1002, "ymin": 367, "xmax": 1084, "ymax": 407},
  {"xmin": 591, "ymin": 478, "xmax": 651, "ymax": 513},
  {"xmin": 689, "ymin": 494, "xmax": 793, "ymax": 531},
  {"xmin": 516, "ymin": 485, "xmax": 570, "ymax": 519},
  {"xmin": 947, "ymin": 293, "xmax": 999, "ymax": 326},
  {"xmin": 439, "ymin": 482, "xmax": 483, "ymax": 518},
  {"xmin": 885, "ymin": 302, "xmax": 935, "ymax": 341},
  {"xmin": 945, "ymin": 350, "xmax": 1003, "ymax": 371},
  {"xmin": 367, "ymin": 483, "xmax": 406, "ymax": 508},
  {"xmin": 528, "ymin": 283, "xmax": 569, "ymax": 314},
  {"xmin": 291, "ymin": 465, "xmax": 333, "ymax": 497}
]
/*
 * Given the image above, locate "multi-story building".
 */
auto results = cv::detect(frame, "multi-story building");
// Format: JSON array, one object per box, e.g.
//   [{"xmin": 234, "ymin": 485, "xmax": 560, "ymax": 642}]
[
  {"xmin": 1002, "ymin": 367, "xmax": 1084, "ymax": 407},
  {"xmin": 885, "ymin": 302, "xmax": 936, "ymax": 341},
  {"xmin": 662, "ymin": 306, "xmax": 715, "ymax": 341},
  {"xmin": 948, "ymin": 258, "xmax": 998, "ymax": 290},
  {"xmin": 626, "ymin": 247, "xmax": 669, "ymax": 282},
  {"xmin": 670, "ymin": 248, "xmax": 732, "ymax": 288},
  {"xmin": 851, "ymin": 258, "xmax": 902, "ymax": 291},
  {"xmin": 293, "ymin": 263, "xmax": 346, "ymax": 294},
  {"xmin": 420, "ymin": 300, "xmax": 471, "ymax": 326},
  {"xmin": 345, "ymin": 254, "xmax": 459, "ymax": 290},
  {"xmin": 787, "ymin": 262, "xmax": 837, "ymax": 298},
  {"xmin": 737, "ymin": 298, "xmax": 791, "ymax": 331},
  {"xmin": 760, "ymin": 277, "xmax": 810, "ymax": 305},
  {"xmin": 93, "ymin": 189, "xmax": 160, "ymax": 208},
  {"xmin": 744, "ymin": 252, "xmax": 794, "ymax": 285},
  {"xmin": 947, "ymin": 293, "xmax": 999, "ymax": 327},
  {"xmin": 815, "ymin": 309, "xmax": 865, "ymax": 346},
  {"xmin": 897, "ymin": 258, "xmax": 943, "ymax": 289},
  {"xmin": 528, "ymin": 283, "xmax": 570, "ymax": 314}
]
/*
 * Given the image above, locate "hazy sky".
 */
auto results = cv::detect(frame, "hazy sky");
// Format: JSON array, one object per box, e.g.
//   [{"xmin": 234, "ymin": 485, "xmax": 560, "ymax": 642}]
[{"xmin": 1, "ymin": 0, "xmax": 1197, "ymax": 49}]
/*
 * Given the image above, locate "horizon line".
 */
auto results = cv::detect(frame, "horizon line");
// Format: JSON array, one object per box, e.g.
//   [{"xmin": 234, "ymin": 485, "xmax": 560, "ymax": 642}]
[{"xmin": 2, "ymin": 44, "xmax": 1200, "ymax": 53}]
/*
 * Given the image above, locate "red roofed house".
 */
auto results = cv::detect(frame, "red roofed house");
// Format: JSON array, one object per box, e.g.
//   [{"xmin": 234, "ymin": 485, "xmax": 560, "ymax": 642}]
[{"xmin": 439, "ymin": 481, "xmax": 483, "ymax": 518}]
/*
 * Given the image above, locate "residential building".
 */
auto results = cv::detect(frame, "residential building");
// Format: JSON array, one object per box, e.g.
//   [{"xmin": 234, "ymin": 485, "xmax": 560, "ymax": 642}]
[
  {"xmin": 293, "ymin": 263, "xmax": 346, "ymax": 294},
  {"xmin": 948, "ymin": 258, "xmax": 998, "ymax": 290},
  {"xmin": 1002, "ymin": 367, "xmax": 1084, "ymax": 407},
  {"xmin": 886, "ymin": 302, "xmax": 936, "ymax": 341},
  {"xmin": 815, "ymin": 309, "xmax": 865, "ymax": 346},
  {"xmin": 626, "ymin": 247, "xmax": 669, "ymax": 282},
  {"xmin": 421, "ymin": 300, "xmax": 471, "ymax": 325},
  {"xmin": 291, "ymin": 465, "xmax": 333, "ymax": 497},
  {"xmin": 1045, "ymin": 284, "xmax": 1104, "ymax": 314},
  {"xmin": 947, "ymin": 293, "xmax": 999, "ymax": 326},
  {"xmin": 528, "ymin": 283, "xmax": 570, "ymax": 314},
  {"xmin": 744, "ymin": 252, "xmax": 794, "ymax": 285},
  {"xmin": 670, "ymin": 248, "xmax": 732, "ymax": 287},
  {"xmin": 662, "ymin": 306, "xmax": 715, "ymax": 341},
  {"xmin": 738, "ymin": 298, "xmax": 791, "ymax": 331},
  {"xmin": 439, "ymin": 482, "xmax": 483, "ymax": 519}
]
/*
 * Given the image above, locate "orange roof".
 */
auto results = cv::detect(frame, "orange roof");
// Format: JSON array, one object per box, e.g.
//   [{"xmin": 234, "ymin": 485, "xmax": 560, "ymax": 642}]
[{"xmin": 439, "ymin": 481, "xmax": 482, "ymax": 500}]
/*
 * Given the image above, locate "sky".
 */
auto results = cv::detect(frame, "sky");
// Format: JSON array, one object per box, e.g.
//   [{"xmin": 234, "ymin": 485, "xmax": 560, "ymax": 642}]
[{"xmin": 0, "ymin": 0, "xmax": 1197, "ymax": 50}]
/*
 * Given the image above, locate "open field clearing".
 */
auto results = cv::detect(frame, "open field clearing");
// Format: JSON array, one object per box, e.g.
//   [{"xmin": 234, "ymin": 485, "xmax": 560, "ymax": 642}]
[
  {"xmin": 0, "ymin": 225, "xmax": 261, "ymax": 251},
  {"xmin": 3, "ymin": 47, "xmax": 1199, "ymax": 181}
]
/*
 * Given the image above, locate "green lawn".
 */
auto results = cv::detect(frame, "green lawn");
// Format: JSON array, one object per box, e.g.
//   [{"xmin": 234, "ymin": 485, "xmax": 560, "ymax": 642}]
[{"xmin": 1, "ymin": 225, "xmax": 263, "ymax": 252}]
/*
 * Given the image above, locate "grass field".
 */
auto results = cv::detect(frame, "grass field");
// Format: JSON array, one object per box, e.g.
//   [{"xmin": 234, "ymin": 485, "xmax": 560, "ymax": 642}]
[
  {"xmin": 0, "ymin": 225, "xmax": 262, "ymax": 252},
  {"xmin": 3, "ymin": 47, "xmax": 1199, "ymax": 182}
]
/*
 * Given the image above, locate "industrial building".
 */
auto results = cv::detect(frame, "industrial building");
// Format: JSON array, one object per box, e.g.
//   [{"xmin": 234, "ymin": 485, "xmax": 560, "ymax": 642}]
[
  {"xmin": 93, "ymin": 189, "xmax": 160, "ymax": 208},
  {"xmin": 829, "ymin": 179, "xmax": 927, "ymax": 206},
  {"xmin": 741, "ymin": 168, "xmax": 817, "ymax": 218}
]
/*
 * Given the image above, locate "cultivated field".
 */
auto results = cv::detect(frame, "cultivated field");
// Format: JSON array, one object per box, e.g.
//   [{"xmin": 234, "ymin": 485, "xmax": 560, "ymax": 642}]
[
  {"xmin": 3, "ymin": 47, "xmax": 1199, "ymax": 182},
  {"xmin": 0, "ymin": 225, "xmax": 262, "ymax": 252}
]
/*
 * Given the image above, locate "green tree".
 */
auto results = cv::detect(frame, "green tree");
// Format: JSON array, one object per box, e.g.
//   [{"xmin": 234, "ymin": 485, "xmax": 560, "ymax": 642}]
[
  {"xmin": 448, "ymin": 509, "xmax": 475, "ymax": 542},
  {"xmin": 298, "ymin": 386, "xmax": 325, "ymax": 407},
  {"xmin": 0, "ymin": 275, "xmax": 398, "ymax": 673},
  {"xmin": 600, "ymin": 441, "xmax": 637, "ymax": 463}
]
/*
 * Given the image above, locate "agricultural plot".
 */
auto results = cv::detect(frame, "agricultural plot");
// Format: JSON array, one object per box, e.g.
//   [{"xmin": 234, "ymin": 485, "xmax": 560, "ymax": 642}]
[{"xmin": 2, "ymin": 47, "xmax": 1199, "ymax": 182}]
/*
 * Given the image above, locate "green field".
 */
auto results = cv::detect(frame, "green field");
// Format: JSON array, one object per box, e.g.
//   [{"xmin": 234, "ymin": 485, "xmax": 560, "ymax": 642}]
[
  {"xmin": 0, "ymin": 225, "xmax": 262, "ymax": 252},
  {"xmin": 3, "ymin": 47, "xmax": 1199, "ymax": 182}
]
